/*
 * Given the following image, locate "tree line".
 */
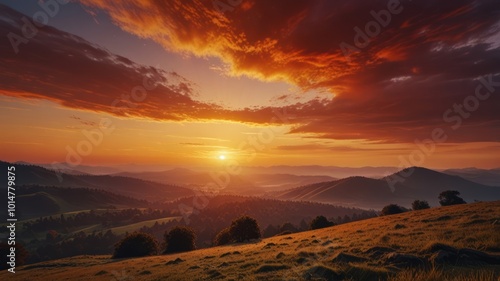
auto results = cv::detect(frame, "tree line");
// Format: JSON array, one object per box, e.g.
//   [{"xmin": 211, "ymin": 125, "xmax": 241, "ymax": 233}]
[{"xmin": 380, "ymin": 190, "xmax": 468, "ymax": 216}]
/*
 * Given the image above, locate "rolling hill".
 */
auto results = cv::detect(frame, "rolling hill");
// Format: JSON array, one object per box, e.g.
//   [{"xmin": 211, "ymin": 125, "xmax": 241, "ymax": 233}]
[
  {"xmin": 276, "ymin": 167, "xmax": 500, "ymax": 209},
  {"xmin": 243, "ymin": 165, "xmax": 397, "ymax": 178},
  {"xmin": 115, "ymin": 168, "xmax": 261, "ymax": 194},
  {"xmin": 116, "ymin": 168, "xmax": 336, "ymax": 192},
  {"xmin": 11, "ymin": 186, "xmax": 149, "ymax": 220},
  {"xmin": 443, "ymin": 167, "xmax": 500, "ymax": 186},
  {"xmin": 0, "ymin": 161, "xmax": 194, "ymax": 202},
  {"xmin": 3, "ymin": 201, "xmax": 499, "ymax": 280}
]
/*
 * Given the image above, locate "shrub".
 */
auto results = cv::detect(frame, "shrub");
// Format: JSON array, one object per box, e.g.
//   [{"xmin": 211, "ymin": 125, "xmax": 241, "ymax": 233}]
[
  {"xmin": 380, "ymin": 204, "xmax": 407, "ymax": 216},
  {"xmin": 310, "ymin": 215, "xmax": 335, "ymax": 230},
  {"xmin": 163, "ymin": 226, "xmax": 196, "ymax": 254},
  {"xmin": 412, "ymin": 200, "xmax": 430, "ymax": 210},
  {"xmin": 113, "ymin": 232, "xmax": 158, "ymax": 258},
  {"xmin": 438, "ymin": 190, "xmax": 466, "ymax": 206},
  {"xmin": 279, "ymin": 222, "xmax": 299, "ymax": 233},
  {"xmin": 229, "ymin": 215, "xmax": 261, "ymax": 242},
  {"xmin": 262, "ymin": 224, "xmax": 278, "ymax": 238},
  {"xmin": 214, "ymin": 227, "xmax": 232, "ymax": 246}
]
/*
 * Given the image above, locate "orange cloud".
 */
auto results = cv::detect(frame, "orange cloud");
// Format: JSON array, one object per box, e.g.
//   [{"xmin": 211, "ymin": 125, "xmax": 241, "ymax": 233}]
[
  {"xmin": 79, "ymin": 0, "xmax": 500, "ymax": 92},
  {"xmin": 1, "ymin": 2, "xmax": 499, "ymax": 144}
]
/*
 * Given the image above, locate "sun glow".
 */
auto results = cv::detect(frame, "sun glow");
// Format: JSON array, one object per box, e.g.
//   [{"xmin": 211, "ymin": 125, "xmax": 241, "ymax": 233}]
[{"xmin": 218, "ymin": 154, "xmax": 226, "ymax": 160}]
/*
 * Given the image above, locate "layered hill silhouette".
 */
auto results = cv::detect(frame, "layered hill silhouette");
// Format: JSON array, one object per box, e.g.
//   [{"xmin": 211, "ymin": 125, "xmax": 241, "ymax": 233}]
[
  {"xmin": 116, "ymin": 168, "xmax": 336, "ymax": 193},
  {"xmin": 0, "ymin": 161, "xmax": 194, "ymax": 202},
  {"xmin": 13, "ymin": 186, "xmax": 148, "ymax": 220},
  {"xmin": 443, "ymin": 167, "xmax": 500, "ymax": 186},
  {"xmin": 276, "ymin": 167, "xmax": 500, "ymax": 209},
  {"xmin": 3, "ymin": 161, "xmax": 500, "ymax": 210}
]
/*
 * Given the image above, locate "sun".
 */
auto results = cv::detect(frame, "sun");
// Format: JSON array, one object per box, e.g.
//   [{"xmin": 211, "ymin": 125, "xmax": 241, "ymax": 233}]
[{"xmin": 218, "ymin": 154, "xmax": 226, "ymax": 160}]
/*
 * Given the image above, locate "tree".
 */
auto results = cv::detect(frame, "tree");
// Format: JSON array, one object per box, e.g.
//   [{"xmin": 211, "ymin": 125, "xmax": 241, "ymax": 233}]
[
  {"xmin": 342, "ymin": 215, "xmax": 351, "ymax": 223},
  {"xmin": 262, "ymin": 224, "xmax": 278, "ymax": 238},
  {"xmin": 439, "ymin": 190, "xmax": 466, "ymax": 206},
  {"xmin": 213, "ymin": 227, "xmax": 232, "ymax": 246},
  {"xmin": 310, "ymin": 215, "xmax": 335, "ymax": 230},
  {"xmin": 113, "ymin": 232, "xmax": 158, "ymax": 258},
  {"xmin": 163, "ymin": 226, "xmax": 196, "ymax": 253},
  {"xmin": 279, "ymin": 222, "xmax": 298, "ymax": 233},
  {"xmin": 229, "ymin": 215, "xmax": 261, "ymax": 242},
  {"xmin": 380, "ymin": 204, "xmax": 407, "ymax": 216},
  {"xmin": 412, "ymin": 200, "xmax": 430, "ymax": 210},
  {"xmin": 299, "ymin": 219, "xmax": 309, "ymax": 231}
]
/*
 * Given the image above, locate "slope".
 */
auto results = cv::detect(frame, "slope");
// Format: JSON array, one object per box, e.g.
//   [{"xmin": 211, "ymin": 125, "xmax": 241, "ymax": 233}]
[
  {"xmin": 10, "ymin": 186, "xmax": 148, "ymax": 220},
  {"xmin": 117, "ymin": 169, "xmax": 336, "ymax": 192},
  {"xmin": 0, "ymin": 161, "xmax": 194, "ymax": 202},
  {"xmin": 443, "ymin": 167, "xmax": 500, "ymax": 186},
  {"xmin": 3, "ymin": 201, "xmax": 499, "ymax": 280}
]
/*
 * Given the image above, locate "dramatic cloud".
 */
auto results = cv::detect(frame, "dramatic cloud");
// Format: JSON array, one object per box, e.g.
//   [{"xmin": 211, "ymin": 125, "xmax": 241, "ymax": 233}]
[
  {"xmin": 78, "ymin": 0, "xmax": 500, "ymax": 89},
  {"xmin": 1, "ymin": 1, "xmax": 499, "ymax": 143},
  {"xmin": 0, "ymin": 4, "xmax": 326, "ymax": 126},
  {"xmin": 77, "ymin": 0, "xmax": 500, "ymax": 142}
]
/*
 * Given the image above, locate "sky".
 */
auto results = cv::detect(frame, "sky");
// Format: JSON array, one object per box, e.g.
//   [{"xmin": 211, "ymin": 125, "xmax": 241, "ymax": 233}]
[{"xmin": 0, "ymin": 0, "xmax": 499, "ymax": 169}]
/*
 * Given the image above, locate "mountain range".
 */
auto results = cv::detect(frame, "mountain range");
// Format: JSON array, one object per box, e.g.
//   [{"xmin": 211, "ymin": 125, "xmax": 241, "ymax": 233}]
[
  {"xmin": 0, "ymin": 161, "xmax": 194, "ymax": 202},
  {"xmin": 115, "ymin": 168, "xmax": 336, "ymax": 193},
  {"xmin": 275, "ymin": 167, "xmax": 500, "ymax": 209},
  {"xmin": 2, "ymin": 161, "xmax": 500, "ymax": 210},
  {"xmin": 442, "ymin": 167, "xmax": 500, "ymax": 186}
]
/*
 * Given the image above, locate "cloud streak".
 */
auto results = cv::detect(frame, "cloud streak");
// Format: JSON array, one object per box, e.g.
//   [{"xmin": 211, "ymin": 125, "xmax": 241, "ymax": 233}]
[{"xmin": 1, "ymin": 1, "xmax": 499, "ymax": 144}]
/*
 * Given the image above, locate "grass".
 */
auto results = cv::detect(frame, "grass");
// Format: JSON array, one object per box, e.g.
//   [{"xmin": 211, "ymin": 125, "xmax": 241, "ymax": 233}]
[
  {"xmin": 1, "ymin": 201, "xmax": 499, "ymax": 281},
  {"xmin": 388, "ymin": 266, "xmax": 499, "ymax": 281}
]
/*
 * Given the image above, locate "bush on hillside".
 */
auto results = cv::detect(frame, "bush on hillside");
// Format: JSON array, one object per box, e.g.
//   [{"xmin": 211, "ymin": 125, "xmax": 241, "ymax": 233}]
[
  {"xmin": 113, "ymin": 232, "xmax": 158, "ymax": 258},
  {"xmin": 412, "ymin": 200, "xmax": 430, "ymax": 210},
  {"xmin": 213, "ymin": 227, "xmax": 232, "ymax": 246},
  {"xmin": 229, "ymin": 215, "xmax": 261, "ymax": 242},
  {"xmin": 310, "ymin": 215, "xmax": 335, "ymax": 230},
  {"xmin": 380, "ymin": 204, "xmax": 407, "ymax": 216},
  {"xmin": 279, "ymin": 222, "xmax": 299, "ymax": 233},
  {"xmin": 438, "ymin": 190, "xmax": 466, "ymax": 206},
  {"xmin": 163, "ymin": 226, "xmax": 196, "ymax": 254}
]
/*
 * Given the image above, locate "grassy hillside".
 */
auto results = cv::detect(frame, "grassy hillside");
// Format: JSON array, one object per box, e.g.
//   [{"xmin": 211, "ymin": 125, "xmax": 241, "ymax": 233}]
[{"xmin": 3, "ymin": 201, "xmax": 499, "ymax": 280}]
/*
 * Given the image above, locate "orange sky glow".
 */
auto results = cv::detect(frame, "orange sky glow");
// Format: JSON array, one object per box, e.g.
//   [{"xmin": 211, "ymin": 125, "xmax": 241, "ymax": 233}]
[{"xmin": 0, "ymin": 0, "xmax": 499, "ymax": 169}]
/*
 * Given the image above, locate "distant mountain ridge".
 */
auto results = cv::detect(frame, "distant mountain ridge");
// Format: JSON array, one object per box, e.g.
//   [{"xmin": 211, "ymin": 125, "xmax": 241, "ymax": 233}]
[
  {"xmin": 10, "ymin": 185, "xmax": 148, "ymax": 220},
  {"xmin": 33, "ymin": 163, "xmax": 398, "ymax": 178},
  {"xmin": 276, "ymin": 167, "xmax": 500, "ymax": 209},
  {"xmin": 0, "ymin": 161, "xmax": 194, "ymax": 202},
  {"xmin": 3, "ymin": 161, "xmax": 500, "ymax": 210},
  {"xmin": 442, "ymin": 167, "xmax": 500, "ymax": 186},
  {"xmin": 116, "ymin": 169, "xmax": 336, "ymax": 193},
  {"xmin": 243, "ymin": 165, "xmax": 397, "ymax": 178}
]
